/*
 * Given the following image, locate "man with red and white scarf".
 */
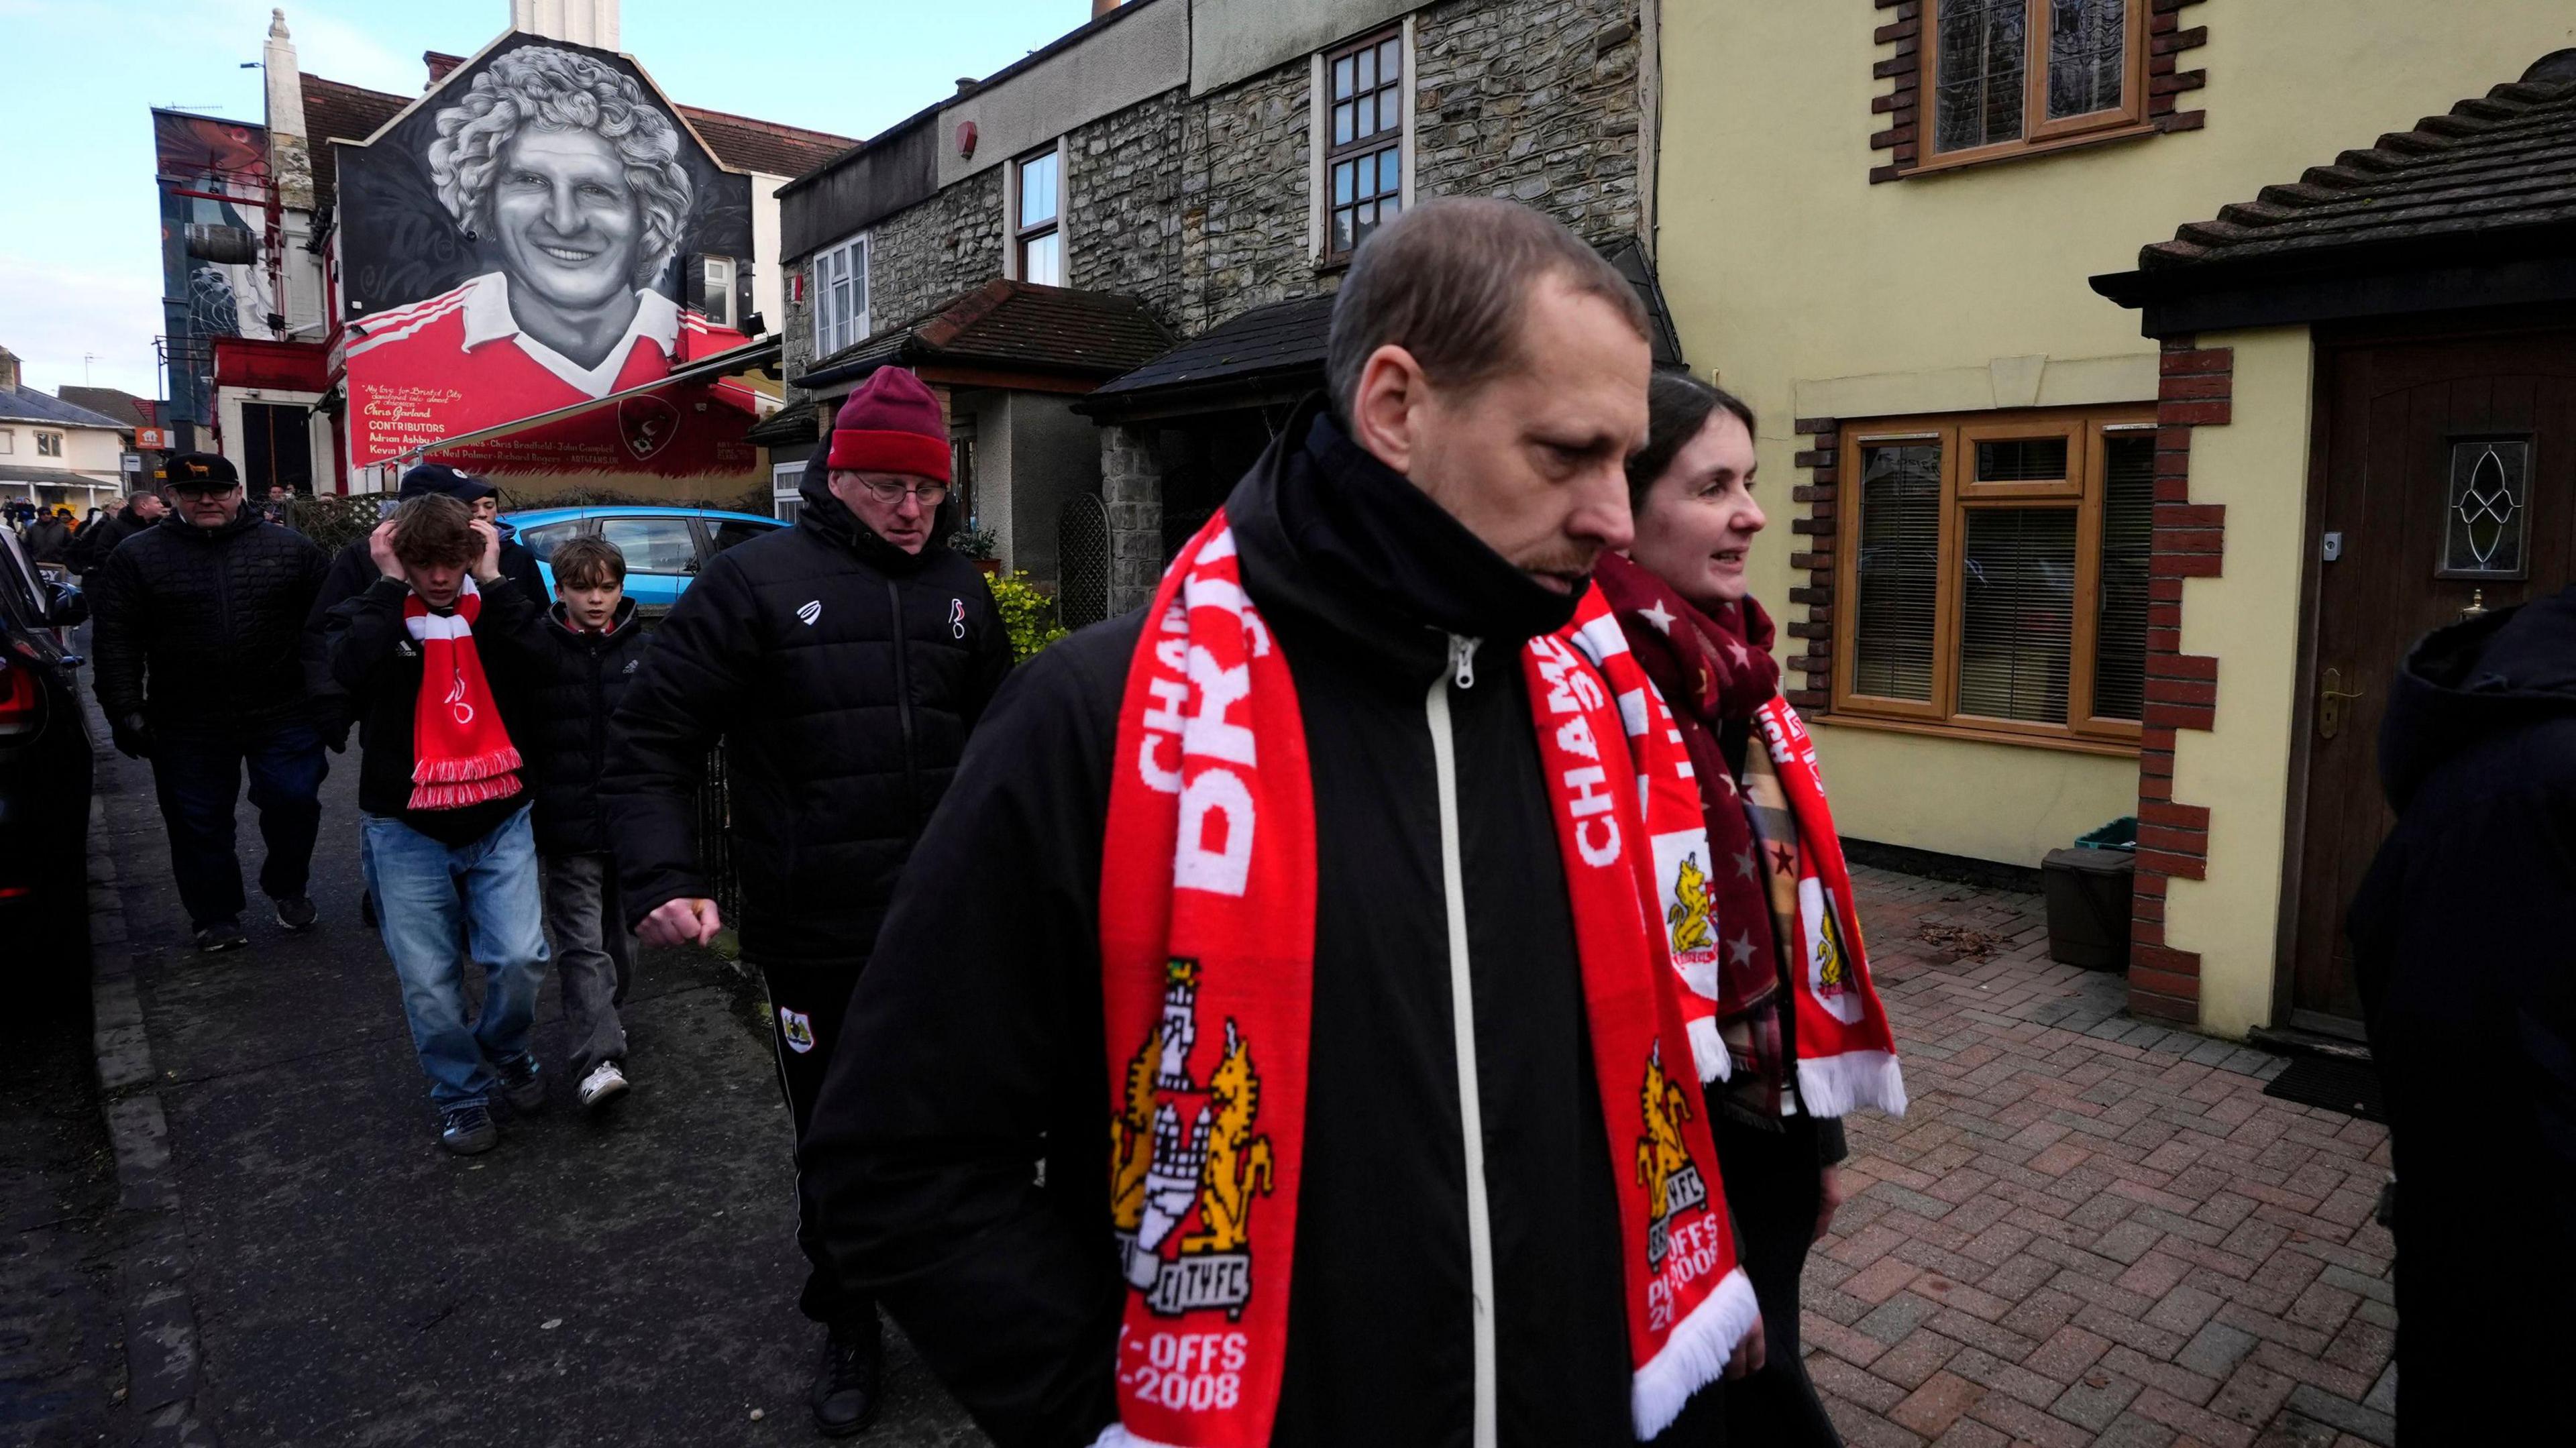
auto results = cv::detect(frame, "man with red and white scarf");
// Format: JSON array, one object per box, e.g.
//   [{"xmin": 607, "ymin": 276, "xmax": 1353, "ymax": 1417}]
[
  {"xmin": 322, "ymin": 494, "xmax": 547, "ymax": 1156},
  {"xmin": 801, "ymin": 198, "xmax": 1762, "ymax": 1447}
]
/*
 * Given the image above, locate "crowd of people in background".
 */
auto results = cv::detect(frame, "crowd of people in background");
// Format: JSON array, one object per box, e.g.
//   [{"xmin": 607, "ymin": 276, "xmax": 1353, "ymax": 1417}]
[{"xmin": 23, "ymin": 194, "xmax": 2559, "ymax": 1447}]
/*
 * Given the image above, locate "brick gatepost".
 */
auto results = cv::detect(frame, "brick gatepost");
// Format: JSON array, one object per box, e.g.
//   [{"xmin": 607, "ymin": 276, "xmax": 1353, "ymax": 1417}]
[
  {"xmin": 2128, "ymin": 337, "xmax": 2233, "ymax": 1024},
  {"xmin": 1787, "ymin": 416, "xmax": 1841, "ymax": 712}
]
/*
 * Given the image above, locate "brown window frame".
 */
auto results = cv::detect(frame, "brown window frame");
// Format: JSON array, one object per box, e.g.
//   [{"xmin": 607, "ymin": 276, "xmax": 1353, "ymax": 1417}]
[
  {"xmin": 1915, "ymin": 0, "xmax": 2153, "ymax": 172},
  {"xmin": 1831, "ymin": 406, "xmax": 2155, "ymax": 753},
  {"xmin": 1322, "ymin": 25, "xmax": 1405, "ymax": 266},
  {"xmin": 1013, "ymin": 142, "xmax": 1063, "ymax": 287}
]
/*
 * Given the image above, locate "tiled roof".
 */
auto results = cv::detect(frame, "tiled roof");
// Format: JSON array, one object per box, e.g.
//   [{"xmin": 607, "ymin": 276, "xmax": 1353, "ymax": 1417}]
[
  {"xmin": 0, "ymin": 386, "xmax": 131, "ymax": 431},
  {"xmin": 800, "ymin": 280, "xmax": 1176, "ymax": 390},
  {"xmin": 1080, "ymin": 294, "xmax": 1337, "ymax": 411},
  {"xmin": 301, "ymin": 74, "xmax": 410, "ymax": 209},
  {"xmin": 2120, "ymin": 73, "xmax": 2576, "ymax": 279},
  {"xmin": 56, "ymin": 386, "xmax": 155, "ymax": 429},
  {"xmin": 299, "ymin": 73, "xmax": 857, "ymax": 209}
]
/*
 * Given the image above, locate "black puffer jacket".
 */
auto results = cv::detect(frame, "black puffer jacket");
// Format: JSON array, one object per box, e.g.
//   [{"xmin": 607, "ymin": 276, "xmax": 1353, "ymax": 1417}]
[
  {"xmin": 506, "ymin": 598, "xmax": 649, "ymax": 856},
  {"xmin": 303, "ymin": 530, "xmax": 547, "ymax": 736},
  {"xmin": 803, "ymin": 403, "xmax": 1708, "ymax": 1447},
  {"xmin": 21, "ymin": 516, "xmax": 72, "ymax": 565},
  {"xmin": 602, "ymin": 483, "xmax": 1014, "ymax": 966},
  {"xmin": 91, "ymin": 508, "xmax": 329, "ymax": 732}
]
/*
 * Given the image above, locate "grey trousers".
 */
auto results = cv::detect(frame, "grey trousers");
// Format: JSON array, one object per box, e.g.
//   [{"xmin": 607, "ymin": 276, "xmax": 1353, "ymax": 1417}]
[{"xmin": 540, "ymin": 852, "xmax": 631, "ymax": 1077}]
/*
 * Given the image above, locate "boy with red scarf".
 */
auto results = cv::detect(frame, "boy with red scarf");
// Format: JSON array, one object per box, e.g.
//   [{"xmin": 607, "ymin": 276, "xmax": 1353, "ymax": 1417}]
[{"xmin": 322, "ymin": 495, "xmax": 549, "ymax": 1156}]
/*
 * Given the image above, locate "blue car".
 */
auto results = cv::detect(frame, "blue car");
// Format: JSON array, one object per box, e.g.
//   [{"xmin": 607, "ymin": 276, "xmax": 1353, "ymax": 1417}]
[{"xmin": 501, "ymin": 506, "xmax": 786, "ymax": 614}]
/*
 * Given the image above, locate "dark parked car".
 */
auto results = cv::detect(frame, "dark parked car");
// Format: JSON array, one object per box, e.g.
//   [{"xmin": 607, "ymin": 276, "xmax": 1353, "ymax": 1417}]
[{"xmin": 0, "ymin": 526, "xmax": 94, "ymax": 988}]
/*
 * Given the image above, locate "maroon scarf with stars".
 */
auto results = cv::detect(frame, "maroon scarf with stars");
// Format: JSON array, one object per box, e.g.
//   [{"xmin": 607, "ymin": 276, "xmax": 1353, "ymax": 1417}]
[{"xmin": 1596, "ymin": 553, "xmax": 1907, "ymax": 1122}]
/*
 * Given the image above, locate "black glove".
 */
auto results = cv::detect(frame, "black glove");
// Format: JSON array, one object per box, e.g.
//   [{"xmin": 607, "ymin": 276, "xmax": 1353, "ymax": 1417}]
[{"xmin": 111, "ymin": 712, "xmax": 154, "ymax": 760}]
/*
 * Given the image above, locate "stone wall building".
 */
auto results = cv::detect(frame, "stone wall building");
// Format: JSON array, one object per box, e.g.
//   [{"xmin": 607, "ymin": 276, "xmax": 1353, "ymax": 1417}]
[{"xmin": 776, "ymin": 0, "xmax": 1676, "ymax": 612}]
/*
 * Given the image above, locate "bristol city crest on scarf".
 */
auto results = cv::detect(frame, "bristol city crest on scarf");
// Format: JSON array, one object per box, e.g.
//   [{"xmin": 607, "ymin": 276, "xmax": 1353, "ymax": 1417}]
[
  {"xmin": 1096, "ymin": 515, "xmax": 1757, "ymax": 1447},
  {"xmin": 401, "ymin": 577, "xmax": 522, "ymax": 811}
]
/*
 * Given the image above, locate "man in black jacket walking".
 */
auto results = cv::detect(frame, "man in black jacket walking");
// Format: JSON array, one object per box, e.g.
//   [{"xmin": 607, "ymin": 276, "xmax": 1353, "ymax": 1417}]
[
  {"xmin": 91, "ymin": 453, "xmax": 330, "ymax": 950},
  {"xmin": 604, "ymin": 364, "xmax": 1012, "ymax": 1437},
  {"xmin": 799, "ymin": 199, "xmax": 1731, "ymax": 1445},
  {"xmin": 71, "ymin": 488, "xmax": 168, "ymax": 578},
  {"xmin": 2349, "ymin": 588, "xmax": 2576, "ymax": 1441}
]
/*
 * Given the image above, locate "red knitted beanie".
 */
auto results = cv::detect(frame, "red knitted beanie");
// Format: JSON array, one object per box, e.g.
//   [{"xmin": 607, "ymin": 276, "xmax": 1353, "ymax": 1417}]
[{"xmin": 825, "ymin": 367, "xmax": 951, "ymax": 481}]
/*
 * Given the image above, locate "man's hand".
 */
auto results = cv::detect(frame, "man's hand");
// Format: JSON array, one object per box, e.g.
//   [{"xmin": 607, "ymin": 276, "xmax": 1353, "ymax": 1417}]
[
  {"xmin": 367, "ymin": 520, "xmax": 402, "ymax": 579},
  {"xmin": 468, "ymin": 519, "xmax": 502, "ymax": 583},
  {"xmin": 1725, "ymin": 1318, "xmax": 1768, "ymax": 1380},
  {"xmin": 638, "ymin": 896, "xmax": 722, "ymax": 948},
  {"xmin": 1815, "ymin": 1164, "xmax": 1845, "ymax": 1243},
  {"xmin": 110, "ymin": 712, "xmax": 154, "ymax": 760}
]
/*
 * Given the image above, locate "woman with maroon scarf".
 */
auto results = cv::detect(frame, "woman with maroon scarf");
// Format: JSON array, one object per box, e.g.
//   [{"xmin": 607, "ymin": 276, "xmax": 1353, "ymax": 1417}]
[{"xmin": 1600, "ymin": 372, "xmax": 1849, "ymax": 1445}]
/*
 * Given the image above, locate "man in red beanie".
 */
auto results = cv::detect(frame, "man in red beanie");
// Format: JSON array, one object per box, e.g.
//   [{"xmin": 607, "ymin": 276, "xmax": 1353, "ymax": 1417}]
[{"xmin": 603, "ymin": 365, "xmax": 1014, "ymax": 1435}]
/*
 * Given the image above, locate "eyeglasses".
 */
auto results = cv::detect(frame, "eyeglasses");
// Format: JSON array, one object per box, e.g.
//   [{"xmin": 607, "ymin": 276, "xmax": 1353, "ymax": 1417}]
[
  {"xmin": 855, "ymin": 478, "xmax": 949, "ymax": 508},
  {"xmin": 169, "ymin": 484, "xmax": 239, "ymax": 498}
]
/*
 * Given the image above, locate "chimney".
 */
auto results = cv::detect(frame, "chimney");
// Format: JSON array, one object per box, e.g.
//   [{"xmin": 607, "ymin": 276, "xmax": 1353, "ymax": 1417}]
[
  {"xmin": 1092, "ymin": 0, "xmax": 1124, "ymax": 17},
  {"xmin": 424, "ymin": 50, "xmax": 466, "ymax": 87},
  {"xmin": 0, "ymin": 347, "xmax": 20, "ymax": 394},
  {"xmin": 509, "ymin": 0, "xmax": 621, "ymax": 49},
  {"xmin": 264, "ymin": 11, "xmax": 314, "ymax": 210}
]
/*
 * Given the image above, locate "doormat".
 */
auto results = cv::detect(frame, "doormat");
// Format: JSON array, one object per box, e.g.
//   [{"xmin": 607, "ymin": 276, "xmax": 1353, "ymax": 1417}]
[{"xmin": 2262, "ymin": 1056, "xmax": 2385, "ymax": 1123}]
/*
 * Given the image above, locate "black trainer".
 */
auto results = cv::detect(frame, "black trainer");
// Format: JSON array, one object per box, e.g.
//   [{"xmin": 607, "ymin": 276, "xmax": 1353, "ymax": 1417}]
[
  {"xmin": 809, "ymin": 1317, "xmax": 882, "ymax": 1437},
  {"xmin": 498, "ymin": 1056, "xmax": 545, "ymax": 1115},
  {"xmin": 439, "ymin": 1101, "xmax": 498, "ymax": 1156},
  {"xmin": 193, "ymin": 918, "xmax": 248, "ymax": 952},
  {"xmin": 274, "ymin": 895, "xmax": 319, "ymax": 932}
]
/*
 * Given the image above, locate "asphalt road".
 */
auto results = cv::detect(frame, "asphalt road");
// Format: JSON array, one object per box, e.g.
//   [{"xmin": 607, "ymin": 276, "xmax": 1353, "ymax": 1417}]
[{"xmin": 85, "ymin": 721, "xmax": 987, "ymax": 1447}]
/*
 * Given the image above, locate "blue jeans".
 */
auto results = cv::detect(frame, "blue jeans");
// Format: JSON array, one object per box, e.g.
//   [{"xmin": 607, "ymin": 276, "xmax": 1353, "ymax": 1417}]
[
  {"xmin": 149, "ymin": 720, "xmax": 327, "ymax": 928},
  {"xmin": 360, "ymin": 807, "xmax": 549, "ymax": 1108}
]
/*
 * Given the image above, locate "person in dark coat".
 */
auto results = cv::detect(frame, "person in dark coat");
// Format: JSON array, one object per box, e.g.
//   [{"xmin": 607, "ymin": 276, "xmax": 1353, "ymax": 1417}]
[
  {"xmin": 1611, "ymin": 372, "xmax": 1851, "ymax": 1446},
  {"xmin": 20, "ymin": 508, "xmax": 73, "ymax": 565},
  {"xmin": 70, "ymin": 489, "xmax": 168, "ymax": 577},
  {"xmin": 502, "ymin": 533, "xmax": 649, "ymax": 1111},
  {"xmin": 602, "ymin": 364, "xmax": 1012, "ymax": 1437},
  {"xmin": 2349, "ymin": 586, "xmax": 2576, "ymax": 1442},
  {"xmin": 90, "ymin": 452, "xmax": 331, "ymax": 950},
  {"xmin": 796, "ymin": 199, "xmax": 1741, "ymax": 1447},
  {"xmin": 303, "ymin": 463, "xmax": 544, "ymax": 746}
]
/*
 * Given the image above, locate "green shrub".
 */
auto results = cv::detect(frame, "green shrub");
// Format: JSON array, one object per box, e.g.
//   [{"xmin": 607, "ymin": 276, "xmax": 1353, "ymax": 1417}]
[{"xmin": 989, "ymin": 570, "xmax": 1068, "ymax": 661}]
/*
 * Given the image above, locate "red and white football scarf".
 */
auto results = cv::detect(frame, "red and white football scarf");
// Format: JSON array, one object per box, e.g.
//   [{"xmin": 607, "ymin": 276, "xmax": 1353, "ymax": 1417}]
[
  {"xmin": 402, "ymin": 577, "xmax": 522, "ymax": 811},
  {"xmin": 1097, "ymin": 515, "xmax": 1755, "ymax": 1447},
  {"xmin": 1749, "ymin": 700, "xmax": 1906, "ymax": 1117}
]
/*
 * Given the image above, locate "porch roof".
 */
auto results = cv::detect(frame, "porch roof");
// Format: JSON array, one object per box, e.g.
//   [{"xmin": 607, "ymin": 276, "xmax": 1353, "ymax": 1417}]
[
  {"xmin": 2094, "ymin": 56, "xmax": 2576, "ymax": 335},
  {"xmin": 1080, "ymin": 235, "xmax": 1690, "ymax": 425},
  {"xmin": 796, "ymin": 279, "xmax": 1175, "ymax": 396}
]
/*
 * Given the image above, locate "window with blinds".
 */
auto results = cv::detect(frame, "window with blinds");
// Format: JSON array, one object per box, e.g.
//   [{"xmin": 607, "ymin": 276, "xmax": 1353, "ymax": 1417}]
[{"xmin": 1831, "ymin": 408, "xmax": 2152, "ymax": 747}]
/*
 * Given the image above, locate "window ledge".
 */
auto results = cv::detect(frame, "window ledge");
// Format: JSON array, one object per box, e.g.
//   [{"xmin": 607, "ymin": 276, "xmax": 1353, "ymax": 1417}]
[
  {"xmin": 1809, "ymin": 710, "xmax": 2141, "ymax": 759},
  {"xmin": 1895, "ymin": 122, "xmax": 2159, "ymax": 181}
]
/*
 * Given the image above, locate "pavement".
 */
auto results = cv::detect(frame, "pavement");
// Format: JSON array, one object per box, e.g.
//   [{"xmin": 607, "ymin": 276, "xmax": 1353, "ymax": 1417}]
[
  {"xmin": 66, "ymin": 703, "xmax": 985, "ymax": 1448},
  {"xmin": 11, "ymin": 695, "xmax": 2404, "ymax": 1447},
  {"xmin": 1812, "ymin": 867, "xmax": 2397, "ymax": 1448}
]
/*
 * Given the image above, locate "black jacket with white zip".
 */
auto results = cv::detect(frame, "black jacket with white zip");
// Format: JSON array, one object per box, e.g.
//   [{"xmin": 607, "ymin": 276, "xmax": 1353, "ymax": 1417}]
[
  {"xmin": 803, "ymin": 403, "xmax": 1717, "ymax": 1446},
  {"xmin": 601, "ymin": 483, "xmax": 1013, "ymax": 968}
]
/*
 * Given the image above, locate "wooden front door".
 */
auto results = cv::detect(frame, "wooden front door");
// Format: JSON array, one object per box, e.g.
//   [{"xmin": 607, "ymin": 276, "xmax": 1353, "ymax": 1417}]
[{"xmin": 2290, "ymin": 321, "xmax": 2576, "ymax": 1029}]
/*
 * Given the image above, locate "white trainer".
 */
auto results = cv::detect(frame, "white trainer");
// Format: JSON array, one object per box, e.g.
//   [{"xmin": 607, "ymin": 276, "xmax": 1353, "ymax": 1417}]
[{"xmin": 578, "ymin": 1060, "xmax": 631, "ymax": 1110}]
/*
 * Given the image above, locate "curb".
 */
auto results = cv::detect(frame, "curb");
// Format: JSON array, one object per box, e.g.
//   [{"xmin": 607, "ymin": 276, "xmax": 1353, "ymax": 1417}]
[{"xmin": 87, "ymin": 762, "xmax": 221, "ymax": 1447}]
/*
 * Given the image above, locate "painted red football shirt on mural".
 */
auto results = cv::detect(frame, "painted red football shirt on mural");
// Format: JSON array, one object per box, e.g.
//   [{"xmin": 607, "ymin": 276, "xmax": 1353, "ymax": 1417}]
[{"xmin": 344, "ymin": 272, "xmax": 765, "ymax": 479}]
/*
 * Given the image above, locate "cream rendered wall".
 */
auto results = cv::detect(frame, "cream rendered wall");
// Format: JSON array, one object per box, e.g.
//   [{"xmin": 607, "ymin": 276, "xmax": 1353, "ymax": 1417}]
[
  {"xmin": 1657, "ymin": 0, "xmax": 2576, "ymax": 872},
  {"xmin": 2165, "ymin": 327, "xmax": 2312, "ymax": 1038}
]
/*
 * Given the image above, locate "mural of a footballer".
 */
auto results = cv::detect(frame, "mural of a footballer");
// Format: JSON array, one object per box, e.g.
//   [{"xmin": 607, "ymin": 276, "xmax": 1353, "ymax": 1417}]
[{"xmin": 342, "ymin": 44, "xmax": 761, "ymax": 477}]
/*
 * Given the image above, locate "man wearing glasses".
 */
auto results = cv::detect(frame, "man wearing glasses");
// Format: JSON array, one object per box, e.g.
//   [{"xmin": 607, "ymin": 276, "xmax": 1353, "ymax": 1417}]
[
  {"xmin": 603, "ymin": 365, "xmax": 1012, "ymax": 1437},
  {"xmin": 90, "ymin": 453, "xmax": 331, "ymax": 951}
]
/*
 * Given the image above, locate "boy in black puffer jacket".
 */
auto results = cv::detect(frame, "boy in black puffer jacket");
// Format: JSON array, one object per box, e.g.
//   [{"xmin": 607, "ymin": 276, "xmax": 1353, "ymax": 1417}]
[{"xmin": 508, "ymin": 535, "xmax": 651, "ymax": 1110}]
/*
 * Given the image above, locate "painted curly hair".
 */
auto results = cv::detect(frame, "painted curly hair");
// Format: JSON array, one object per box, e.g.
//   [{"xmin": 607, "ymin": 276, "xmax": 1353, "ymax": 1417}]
[{"xmin": 427, "ymin": 46, "xmax": 694, "ymax": 288}]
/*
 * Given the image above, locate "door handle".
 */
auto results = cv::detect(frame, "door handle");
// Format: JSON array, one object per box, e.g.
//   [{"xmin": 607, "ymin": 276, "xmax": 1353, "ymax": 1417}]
[{"xmin": 2318, "ymin": 667, "xmax": 2364, "ymax": 740}]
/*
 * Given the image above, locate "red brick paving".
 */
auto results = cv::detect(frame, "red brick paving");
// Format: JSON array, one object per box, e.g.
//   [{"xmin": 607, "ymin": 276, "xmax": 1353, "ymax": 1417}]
[{"xmin": 1805, "ymin": 867, "xmax": 2398, "ymax": 1447}]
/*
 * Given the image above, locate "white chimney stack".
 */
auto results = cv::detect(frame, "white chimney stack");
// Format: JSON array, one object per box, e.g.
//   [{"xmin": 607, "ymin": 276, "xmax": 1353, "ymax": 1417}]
[
  {"xmin": 510, "ymin": 0, "xmax": 621, "ymax": 49},
  {"xmin": 265, "ymin": 10, "xmax": 314, "ymax": 210}
]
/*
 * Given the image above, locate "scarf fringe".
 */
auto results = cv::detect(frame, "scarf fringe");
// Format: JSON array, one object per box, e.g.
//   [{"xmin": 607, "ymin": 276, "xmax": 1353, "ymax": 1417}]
[
  {"xmin": 1795, "ymin": 1049, "xmax": 1909, "ymax": 1119},
  {"xmin": 406, "ymin": 774, "xmax": 524, "ymax": 812},
  {"xmin": 1088, "ymin": 1427, "xmax": 1186, "ymax": 1448},
  {"xmin": 1688, "ymin": 1015, "xmax": 1733, "ymax": 1084},
  {"xmin": 411, "ymin": 746, "xmax": 524, "ymax": 784},
  {"xmin": 1630, "ymin": 1264, "xmax": 1760, "ymax": 1439}
]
